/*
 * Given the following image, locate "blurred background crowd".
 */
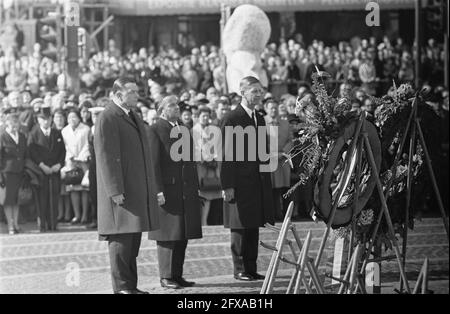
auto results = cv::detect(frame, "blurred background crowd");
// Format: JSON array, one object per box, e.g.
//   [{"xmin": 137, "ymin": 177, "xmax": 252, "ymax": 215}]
[{"xmin": 0, "ymin": 24, "xmax": 448, "ymax": 234}]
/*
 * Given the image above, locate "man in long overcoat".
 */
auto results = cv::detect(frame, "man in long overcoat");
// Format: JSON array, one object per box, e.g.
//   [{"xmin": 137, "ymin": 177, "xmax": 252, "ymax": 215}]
[
  {"xmin": 27, "ymin": 106, "xmax": 66, "ymax": 231},
  {"xmin": 148, "ymin": 95, "xmax": 202, "ymax": 290},
  {"xmin": 221, "ymin": 76, "xmax": 275, "ymax": 281},
  {"xmin": 94, "ymin": 78, "xmax": 159, "ymax": 294}
]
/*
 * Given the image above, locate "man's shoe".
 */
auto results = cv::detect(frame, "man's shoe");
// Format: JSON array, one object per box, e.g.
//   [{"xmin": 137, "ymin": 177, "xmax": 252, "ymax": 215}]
[
  {"xmin": 114, "ymin": 289, "xmax": 137, "ymax": 294},
  {"xmin": 175, "ymin": 277, "xmax": 195, "ymax": 287},
  {"xmin": 249, "ymin": 272, "xmax": 265, "ymax": 280},
  {"xmin": 87, "ymin": 222, "xmax": 97, "ymax": 229},
  {"xmin": 135, "ymin": 288, "xmax": 149, "ymax": 294},
  {"xmin": 234, "ymin": 272, "xmax": 255, "ymax": 281},
  {"xmin": 160, "ymin": 279, "xmax": 181, "ymax": 289}
]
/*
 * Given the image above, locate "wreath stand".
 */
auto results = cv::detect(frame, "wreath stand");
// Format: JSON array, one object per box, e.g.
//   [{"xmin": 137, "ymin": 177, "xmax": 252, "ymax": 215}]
[
  {"xmin": 260, "ymin": 202, "xmax": 324, "ymax": 294},
  {"xmin": 349, "ymin": 92, "xmax": 449, "ymax": 294},
  {"xmin": 393, "ymin": 92, "xmax": 449, "ymax": 293},
  {"xmin": 311, "ymin": 112, "xmax": 413, "ymax": 293}
]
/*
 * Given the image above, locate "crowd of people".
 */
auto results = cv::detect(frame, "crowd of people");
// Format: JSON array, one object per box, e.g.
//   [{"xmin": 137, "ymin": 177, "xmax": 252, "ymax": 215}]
[{"xmin": 0, "ymin": 32, "xmax": 448, "ymax": 235}]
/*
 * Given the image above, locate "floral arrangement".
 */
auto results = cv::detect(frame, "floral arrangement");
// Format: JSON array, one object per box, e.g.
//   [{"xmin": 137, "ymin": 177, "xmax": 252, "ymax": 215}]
[
  {"xmin": 283, "ymin": 70, "xmax": 424, "ymax": 246},
  {"xmin": 284, "ymin": 70, "xmax": 357, "ymax": 198},
  {"xmin": 331, "ymin": 83, "xmax": 424, "ymax": 246}
]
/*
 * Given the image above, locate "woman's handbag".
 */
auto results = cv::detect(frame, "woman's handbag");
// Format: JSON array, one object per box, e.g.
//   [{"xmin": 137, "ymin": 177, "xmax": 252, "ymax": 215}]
[
  {"xmin": 199, "ymin": 164, "xmax": 221, "ymax": 192},
  {"xmin": 62, "ymin": 167, "xmax": 84, "ymax": 185},
  {"xmin": 0, "ymin": 173, "xmax": 6, "ymax": 206},
  {"xmin": 17, "ymin": 178, "xmax": 33, "ymax": 206}
]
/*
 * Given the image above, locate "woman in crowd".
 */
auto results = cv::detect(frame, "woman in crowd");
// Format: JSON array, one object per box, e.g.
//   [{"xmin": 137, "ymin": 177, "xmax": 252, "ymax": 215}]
[
  {"xmin": 180, "ymin": 102, "xmax": 194, "ymax": 129},
  {"xmin": 193, "ymin": 106, "xmax": 222, "ymax": 225},
  {"xmin": 61, "ymin": 109, "xmax": 91, "ymax": 225},
  {"xmin": 0, "ymin": 113, "xmax": 27, "ymax": 234},
  {"xmin": 79, "ymin": 101, "xmax": 93, "ymax": 127},
  {"xmin": 53, "ymin": 109, "xmax": 72, "ymax": 222}
]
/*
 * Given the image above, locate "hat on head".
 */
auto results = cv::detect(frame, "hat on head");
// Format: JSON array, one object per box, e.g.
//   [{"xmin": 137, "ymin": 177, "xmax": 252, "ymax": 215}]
[
  {"xmin": 30, "ymin": 98, "xmax": 44, "ymax": 108},
  {"xmin": 88, "ymin": 106, "xmax": 105, "ymax": 116},
  {"xmin": 197, "ymin": 98, "xmax": 209, "ymax": 105},
  {"xmin": 178, "ymin": 102, "xmax": 192, "ymax": 114},
  {"xmin": 37, "ymin": 105, "xmax": 52, "ymax": 119}
]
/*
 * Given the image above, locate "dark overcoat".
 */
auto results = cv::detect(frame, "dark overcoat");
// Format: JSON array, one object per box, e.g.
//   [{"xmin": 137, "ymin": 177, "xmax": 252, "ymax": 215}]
[
  {"xmin": 94, "ymin": 103, "xmax": 159, "ymax": 237},
  {"xmin": 147, "ymin": 119, "xmax": 202, "ymax": 241},
  {"xmin": 0, "ymin": 131, "xmax": 27, "ymax": 174},
  {"xmin": 27, "ymin": 126, "xmax": 65, "ymax": 169},
  {"xmin": 0, "ymin": 130, "xmax": 27, "ymax": 206},
  {"xmin": 220, "ymin": 104, "xmax": 275, "ymax": 229}
]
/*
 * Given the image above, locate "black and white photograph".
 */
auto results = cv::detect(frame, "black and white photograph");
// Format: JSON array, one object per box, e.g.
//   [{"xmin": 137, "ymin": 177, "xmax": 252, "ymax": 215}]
[{"xmin": 0, "ymin": 0, "xmax": 448, "ymax": 300}]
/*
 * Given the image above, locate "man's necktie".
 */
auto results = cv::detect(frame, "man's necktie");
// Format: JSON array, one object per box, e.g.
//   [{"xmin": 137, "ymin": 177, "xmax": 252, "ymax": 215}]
[
  {"xmin": 128, "ymin": 110, "xmax": 138, "ymax": 125},
  {"xmin": 251, "ymin": 112, "xmax": 257, "ymax": 127}
]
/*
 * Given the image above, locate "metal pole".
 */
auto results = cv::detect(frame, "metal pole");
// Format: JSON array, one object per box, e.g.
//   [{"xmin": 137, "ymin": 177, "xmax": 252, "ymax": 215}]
[
  {"xmin": 287, "ymin": 225, "xmax": 314, "ymax": 294},
  {"xmin": 313, "ymin": 114, "xmax": 365, "ymax": 275},
  {"xmin": 220, "ymin": 3, "xmax": 228, "ymax": 95},
  {"xmin": 415, "ymin": 0, "xmax": 422, "ymax": 89},
  {"xmin": 103, "ymin": 6, "xmax": 108, "ymax": 50},
  {"xmin": 421, "ymin": 258, "xmax": 429, "ymax": 294},
  {"xmin": 293, "ymin": 231, "xmax": 312, "ymax": 294},
  {"xmin": 260, "ymin": 203, "xmax": 294, "ymax": 294},
  {"xmin": 444, "ymin": 0, "xmax": 449, "ymax": 89},
  {"xmin": 347, "ymin": 245, "xmax": 361, "ymax": 294},
  {"xmin": 363, "ymin": 132, "xmax": 411, "ymax": 293},
  {"xmin": 400, "ymin": 103, "xmax": 417, "ymax": 292},
  {"xmin": 349, "ymin": 137, "xmax": 364, "ymax": 265},
  {"xmin": 359, "ymin": 96, "xmax": 418, "ymax": 276},
  {"xmin": 338, "ymin": 252, "xmax": 354, "ymax": 294},
  {"xmin": 415, "ymin": 120, "xmax": 449, "ymax": 239}
]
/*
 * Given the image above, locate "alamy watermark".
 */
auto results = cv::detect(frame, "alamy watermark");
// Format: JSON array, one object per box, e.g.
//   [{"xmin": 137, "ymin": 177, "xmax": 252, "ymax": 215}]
[
  {"xmin": 65, "ymin": 262, "xmax": 80, "ymax": 287},
  {"xmin": 65, "ymin": 2, "xmax": 80, "ymax": 27},
  {"xmin": 170, "ymin": 125, "xmax": 280, "ymax": 173},
  {"xmin": 366, "ymin": 1, "xmax": 380, "ymax": 27}
]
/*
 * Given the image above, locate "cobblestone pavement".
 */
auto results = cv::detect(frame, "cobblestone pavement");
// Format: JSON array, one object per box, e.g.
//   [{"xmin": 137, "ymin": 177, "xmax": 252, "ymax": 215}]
[{"xmin": 0, "ymin": 218, "xmax": 448, "ymax": 294}]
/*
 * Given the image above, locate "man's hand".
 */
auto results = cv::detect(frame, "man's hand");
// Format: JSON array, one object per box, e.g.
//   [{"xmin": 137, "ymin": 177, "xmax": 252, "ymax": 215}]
[
  {"xmin": 51, "ymin": 164, "xmax": 62, "ymax": 173},
  {"xmin": 39, "ymin": 163, "xmax": 52, "ymax": 175},
  {"xmin": 112, "ymin": 194, "xmax": 125, "ymax": 206},
  {"xmin": 222, "ymin": 188, "xmax": 235, "ymax": 202},
  {"xmin": 157, "ymin": 193, "xmax": 165, "ymax": 206}
]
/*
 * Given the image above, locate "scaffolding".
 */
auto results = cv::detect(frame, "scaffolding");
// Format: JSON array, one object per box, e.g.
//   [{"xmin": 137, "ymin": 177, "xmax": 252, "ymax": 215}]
[{"xmin": 1, "ymin": 0, "xmax": 112, "ymax": 51}]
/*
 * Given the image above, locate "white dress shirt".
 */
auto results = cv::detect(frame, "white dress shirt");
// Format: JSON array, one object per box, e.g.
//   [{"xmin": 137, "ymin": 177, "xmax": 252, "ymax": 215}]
[
  {"xmin": 6, "ymin": 129, "xmax": 19, "ymax": 145},
  {"xmin": 241, "ymin": 102, "xmax": 257, "ymax": 126},
  {"xmin": 41, "ymin": 127, "xmax": 51, "ymax": 137},
  {"xmin": 112, "ymin": 98, "xmax": 130, "ymax": 115},
  {"xmin": 161, "ymin": 117, "xmax": 180, "ymax": 129}
]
